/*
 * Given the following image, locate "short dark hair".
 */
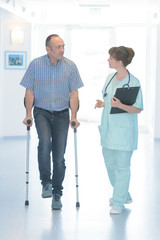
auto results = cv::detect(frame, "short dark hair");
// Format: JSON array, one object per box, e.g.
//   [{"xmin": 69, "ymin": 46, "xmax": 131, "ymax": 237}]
[
  {"xmin": 108, "ymin": 46, "xmax": 135, "ymax": 66},
  {"xmin": 45, "ymin": 34, "xmax": 59, "ymax": 47}
]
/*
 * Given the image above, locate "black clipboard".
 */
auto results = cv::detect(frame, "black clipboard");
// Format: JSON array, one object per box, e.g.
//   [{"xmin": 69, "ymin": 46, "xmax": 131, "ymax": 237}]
[{"xmin": 110, "ymin": 86, "xmax": 140, "ymax": 114}]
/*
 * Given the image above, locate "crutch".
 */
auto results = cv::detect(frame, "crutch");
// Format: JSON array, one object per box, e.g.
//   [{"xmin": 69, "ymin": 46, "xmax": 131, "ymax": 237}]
[
  {"xmin": 71, "ymin": 121, "xmax": 80, "ymax": 208},
  {"xmin": 25, "ymin": 119, "xmax": 31, "ymax": 206}
]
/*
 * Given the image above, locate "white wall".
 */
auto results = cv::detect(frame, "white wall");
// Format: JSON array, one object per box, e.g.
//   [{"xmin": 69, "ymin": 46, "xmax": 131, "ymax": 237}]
[
  {"xmin": 0, "ymin": 8, "xmax": 32, "ymax": 137},
  {"xmin": 154, "ymin": 24, "xmax": 160, "ymax": 140},
  {"xmin": 0, "ymin": 13, "xmax": 3, "ymax": 138},
  {"xmin": 144, "ymin": 14, "xmax": 160, "ymax": 140},
  {"xmin": 0, "ymin": 6, "xmax": 160, "ymax": 139}
]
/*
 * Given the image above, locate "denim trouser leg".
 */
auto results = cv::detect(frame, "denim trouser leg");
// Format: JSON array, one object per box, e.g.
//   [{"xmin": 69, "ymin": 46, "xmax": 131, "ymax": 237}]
[
  {"xmin": 33, "ymin": 107, "xmax": 69, "ymax": 196},
  {"xmin": 102, "ymin": 148, "xmax": 133, "ymax": 209},
  {"xmin": 51, "ymin": 111, "xmax": 69, "ymax": 196}
]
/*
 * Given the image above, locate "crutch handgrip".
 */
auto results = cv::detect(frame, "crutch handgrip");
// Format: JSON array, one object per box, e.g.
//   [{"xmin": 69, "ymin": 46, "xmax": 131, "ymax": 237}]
[
  {"xmin": 27, "ymin": 119, "xmax": 31, "ymax": 131},
  {"xmin": 71, "ymin": 121, "xmax": 77, "ymax": 133},
  {"xmin": 71, "ymin": 121, "xmax": 76, "ymax": 126}
]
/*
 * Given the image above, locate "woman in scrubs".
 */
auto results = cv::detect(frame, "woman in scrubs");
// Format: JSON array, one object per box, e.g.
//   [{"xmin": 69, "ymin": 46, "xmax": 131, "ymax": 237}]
[{"xmin": 95, "ymin": 46, "xmax": 143, "ymax": 214}]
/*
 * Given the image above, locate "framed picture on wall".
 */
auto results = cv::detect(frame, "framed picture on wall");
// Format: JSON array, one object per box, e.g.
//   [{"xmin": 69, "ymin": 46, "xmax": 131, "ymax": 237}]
[{"xmin": 4, "ymin": 51, "xmax": 27, "ymax": 70}]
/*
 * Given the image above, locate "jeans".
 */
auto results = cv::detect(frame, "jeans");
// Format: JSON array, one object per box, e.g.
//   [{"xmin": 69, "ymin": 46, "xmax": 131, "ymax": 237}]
[
  {"xmin": 33, "ymin": 106, "xmax": 69, "ymax": 196},
  {"xmin": 102, "ymin": 148, "xmax": 133, "ymax": 209}
]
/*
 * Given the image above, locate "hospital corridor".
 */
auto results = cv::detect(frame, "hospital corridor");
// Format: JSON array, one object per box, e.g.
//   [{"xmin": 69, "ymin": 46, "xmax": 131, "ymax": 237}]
[
  {"xmin": 0, "ymin": 122, "xmax": 160, "ymax": 240},
  {"xmin": 1, "ymin": 0, "xmax": 160, "ymax": 239}
]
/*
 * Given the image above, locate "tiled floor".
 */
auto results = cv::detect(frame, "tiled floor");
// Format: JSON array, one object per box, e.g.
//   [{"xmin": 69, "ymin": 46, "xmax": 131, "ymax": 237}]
[{"xmin": 0, "ymin": 122, "xmax": 160, "ymax": 240}]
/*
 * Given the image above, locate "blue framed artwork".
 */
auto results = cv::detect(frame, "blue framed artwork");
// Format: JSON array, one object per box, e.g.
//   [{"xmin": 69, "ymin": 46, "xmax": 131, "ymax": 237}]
[{"xmin": 4, "ymin": 51, "xmax": 27, "ymax": 70}]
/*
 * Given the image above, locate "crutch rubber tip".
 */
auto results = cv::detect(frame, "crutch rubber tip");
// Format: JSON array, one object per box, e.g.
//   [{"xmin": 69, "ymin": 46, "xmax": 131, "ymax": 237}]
[
  {"xmin": 76, "ymin": 202, "xmax": 80, "ymax": 208},
  {"xmin": 25, "ymin": 200, "xmax": 29, "ymax": 206}
]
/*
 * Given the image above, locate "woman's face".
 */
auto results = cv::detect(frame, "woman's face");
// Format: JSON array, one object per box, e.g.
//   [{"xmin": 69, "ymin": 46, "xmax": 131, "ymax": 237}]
[
  {"xmin": 107, "ymin": 55, "xmax": 122, "ymax": 69},
  {"xmin": 107, "ymin": 55, "xmax": 119, "ymax": 69}
]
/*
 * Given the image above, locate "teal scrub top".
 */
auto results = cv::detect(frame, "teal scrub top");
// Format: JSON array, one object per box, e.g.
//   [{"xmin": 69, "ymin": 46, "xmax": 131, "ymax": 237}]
[{"xmin": 99, "ymin": 72, "xmax": 143, "ymax": 151}]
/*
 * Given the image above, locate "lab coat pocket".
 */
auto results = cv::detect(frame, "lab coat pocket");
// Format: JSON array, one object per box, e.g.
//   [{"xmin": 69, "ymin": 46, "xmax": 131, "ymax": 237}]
[{"xmin": 108, "ymin": 125, "xmax": 132, "ymax": 149}]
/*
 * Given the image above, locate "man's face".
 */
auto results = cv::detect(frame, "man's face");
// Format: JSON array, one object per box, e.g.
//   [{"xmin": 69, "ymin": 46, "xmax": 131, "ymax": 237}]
[{"xmin": 46, "ymin": 36, "xmax": 65, "ymax": 63}]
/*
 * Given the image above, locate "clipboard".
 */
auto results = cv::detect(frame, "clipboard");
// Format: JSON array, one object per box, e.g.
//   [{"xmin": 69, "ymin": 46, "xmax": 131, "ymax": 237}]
[{"xmin": 110, "ymin": 86, "xmax": 140, "ymax": 114}]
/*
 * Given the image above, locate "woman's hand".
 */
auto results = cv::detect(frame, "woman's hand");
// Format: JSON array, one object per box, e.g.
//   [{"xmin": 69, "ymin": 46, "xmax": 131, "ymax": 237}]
[
  {"xmin": 111, "ymin": 97, "xmax": 142, "ymax": 113},
  {"xmin": 94, "ymin": 100, "xmax": 104, "ymax": 109},
  {"xmin": 111, "ymin": 97, "xmax": 121, "ymax": 108}
]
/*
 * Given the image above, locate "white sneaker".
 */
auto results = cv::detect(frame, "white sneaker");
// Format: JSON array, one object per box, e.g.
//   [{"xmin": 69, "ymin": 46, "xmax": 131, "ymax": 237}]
[
  {"xmin": 110, "ymin": 204, "xmax": 123, "ymax": 215},
  {"xmin": 109, "ymin": 197, "xmax": 132, "ymax": 206}
]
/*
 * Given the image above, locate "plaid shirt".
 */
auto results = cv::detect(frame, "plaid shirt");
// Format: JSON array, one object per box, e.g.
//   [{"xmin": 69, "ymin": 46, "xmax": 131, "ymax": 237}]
[{"xmin": 20, "ymin": 55, "xmax": 84, "ymax": 111}]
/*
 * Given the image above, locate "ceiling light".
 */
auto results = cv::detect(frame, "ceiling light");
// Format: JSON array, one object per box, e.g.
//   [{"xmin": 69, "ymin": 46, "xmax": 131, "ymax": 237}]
[{"xmin": 76, "ymin": 0, "xmax": 110, "ymax": 7}]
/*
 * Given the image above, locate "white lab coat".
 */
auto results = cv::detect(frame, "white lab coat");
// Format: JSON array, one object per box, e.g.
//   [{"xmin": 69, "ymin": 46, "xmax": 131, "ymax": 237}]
[{"xmin": 99, "ymin": 72, "xmax": 143, "ymax": 151}]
